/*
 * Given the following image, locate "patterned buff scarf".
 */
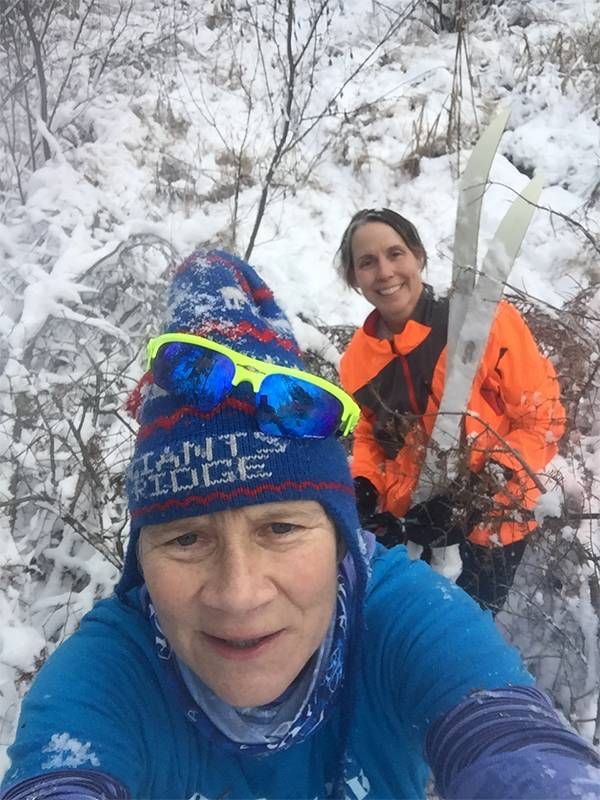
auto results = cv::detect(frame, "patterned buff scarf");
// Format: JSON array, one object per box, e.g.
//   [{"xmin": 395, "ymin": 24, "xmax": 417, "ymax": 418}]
[{"xmin": 140, "ymin": 534, "xmax": 375, "ymax": 755}]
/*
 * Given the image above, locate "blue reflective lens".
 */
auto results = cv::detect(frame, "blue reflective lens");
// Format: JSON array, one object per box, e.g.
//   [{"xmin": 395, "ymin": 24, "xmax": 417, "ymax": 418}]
[
  {"xmin": 256, "ymin": 374, "xmax": 342, "ymax": 438},
  {"xmin": 153, "ymin": 342, "xmax": 235, "ymax": 410}
]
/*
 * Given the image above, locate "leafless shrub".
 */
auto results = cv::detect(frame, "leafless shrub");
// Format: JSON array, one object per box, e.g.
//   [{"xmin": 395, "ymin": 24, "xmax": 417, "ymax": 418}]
[
  {"xmin": 0, "ymin": 0, "xmax": 199, "ymax": 202},
  {"xmin": 510, "ymin": 289, "xmax": 599, "ymax": 441},
  {"xmin": 400, "ymin": 0, "xmax": 480, "ymax": 178},
  {"xmin": 400, "ymin": 99, "xmax": 448, "ymax": 179},
  {"xmin": 517, "ymin": 14, "xmax": 600, "ymax": 112},
  {"xmin": 419, "ymin": 0, "xmax": 508, "ymax": 33},
  {"xmin": 500, "ymin": 520, "xmax": 600, "ymax": 739},
  {"xmin": 445, "ymin": 0, "xmax": 480, "ymax": 174},
  {"xmin": 489, "ymin": 289, "xmax": 600, "ymax": 738},
  {"xmin": 166, "ymin": 0, "xmax": 422, "ymax": 257},
  {"xmin": 0, "ymin": 235, "xmax": 174, "ymax": 580}
]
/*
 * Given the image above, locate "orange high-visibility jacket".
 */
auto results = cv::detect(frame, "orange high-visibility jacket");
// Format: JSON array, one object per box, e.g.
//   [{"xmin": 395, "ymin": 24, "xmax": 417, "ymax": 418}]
[{"xmin": 339, "ymin": 287, "xmax": 565, "ymax": 546}]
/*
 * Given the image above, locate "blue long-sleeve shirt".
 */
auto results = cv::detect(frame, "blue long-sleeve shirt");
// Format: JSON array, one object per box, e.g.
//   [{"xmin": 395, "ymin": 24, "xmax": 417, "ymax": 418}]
[{"xmin": 2, "ymin": 545, "xmax": 598, "ymax": 799}]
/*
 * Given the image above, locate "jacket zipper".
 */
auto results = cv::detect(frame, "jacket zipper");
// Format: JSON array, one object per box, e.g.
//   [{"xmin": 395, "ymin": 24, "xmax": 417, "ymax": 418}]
[{"xmin": 391, "ymin": 342, "xmax": 421, "ymax": 416}]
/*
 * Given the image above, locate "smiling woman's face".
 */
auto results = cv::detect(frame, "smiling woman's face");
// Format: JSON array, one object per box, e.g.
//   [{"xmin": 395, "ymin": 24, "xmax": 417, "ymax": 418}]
[
  {"xmin": 139, "ymin": 500, "xmax": 338, "ymax": 707},
  {"xmin": 351, "ymin": 221, "xmax": 424, "ymax": 332}
]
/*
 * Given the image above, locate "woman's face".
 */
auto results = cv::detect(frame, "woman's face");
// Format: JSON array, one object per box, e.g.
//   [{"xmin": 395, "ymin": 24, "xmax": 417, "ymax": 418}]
[
  {"xmin": 139, "ymin": 500, "xmax": 338, "ymax": 707},
  {"xmin": 351, "ymin": 221, "xmax": 424, "ymax": 331}
]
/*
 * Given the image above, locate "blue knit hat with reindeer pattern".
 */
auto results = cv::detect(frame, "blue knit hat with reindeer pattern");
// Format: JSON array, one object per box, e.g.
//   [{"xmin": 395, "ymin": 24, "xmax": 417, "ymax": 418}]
[{"xmin": 117, "ymin": 249, "xmax": 366, "ymax": 596}]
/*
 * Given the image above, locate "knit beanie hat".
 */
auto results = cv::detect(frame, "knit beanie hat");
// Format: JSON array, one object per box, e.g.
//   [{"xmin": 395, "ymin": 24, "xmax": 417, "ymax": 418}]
[{"xmin": 116, "ymin": 249, "xmax": 365, "ymax": 597}]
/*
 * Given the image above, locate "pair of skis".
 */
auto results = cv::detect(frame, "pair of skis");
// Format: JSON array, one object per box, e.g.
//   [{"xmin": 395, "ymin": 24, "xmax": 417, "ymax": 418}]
[
  {"xmin": 413, "ymin": 108, "xmax": 543, "ymax": 502},
  {"xmin": 408, "ymin": 109, "xmax": 543, "ymax": 575}
]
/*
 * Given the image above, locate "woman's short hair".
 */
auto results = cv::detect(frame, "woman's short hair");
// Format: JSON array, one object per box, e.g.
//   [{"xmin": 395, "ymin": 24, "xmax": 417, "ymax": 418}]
[{"xmin": 337, "ymin": 208, "xmax": 428, "ymax": 289}]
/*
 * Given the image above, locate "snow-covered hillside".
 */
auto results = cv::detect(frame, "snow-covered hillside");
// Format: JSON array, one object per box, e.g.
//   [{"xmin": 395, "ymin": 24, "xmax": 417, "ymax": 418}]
[{"xmin": 1, "ymin": 0, "xmax": 599, "ymax": 773}]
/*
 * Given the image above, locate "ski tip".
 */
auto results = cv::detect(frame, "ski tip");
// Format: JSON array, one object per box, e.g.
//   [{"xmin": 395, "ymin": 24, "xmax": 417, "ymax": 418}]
[
  {"xmin": 459, "ymin": 107, "xmax": 511, "ymax": 186},
  {"xmin": 503, "ymin": 173, "xmax": 544, "ymax": 219},
  {"xmin": 522, "ymin": 173, "xmax": 544, "ymax": 200},
  {"xmin": 491, "ymin": 106, "xmax": 511, "ymax": 128}
]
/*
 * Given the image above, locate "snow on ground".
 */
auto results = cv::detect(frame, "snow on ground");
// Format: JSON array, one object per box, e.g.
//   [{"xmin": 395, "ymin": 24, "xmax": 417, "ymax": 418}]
[{"xmin": 1, "ymin": 0, "xmax": 600, "ymax": 776}]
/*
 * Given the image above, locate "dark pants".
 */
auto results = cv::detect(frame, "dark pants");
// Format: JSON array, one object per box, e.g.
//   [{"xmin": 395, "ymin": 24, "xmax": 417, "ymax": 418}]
[{"xmin": 456, "ymin": 538, "xmax": 528, "ymax": 616}]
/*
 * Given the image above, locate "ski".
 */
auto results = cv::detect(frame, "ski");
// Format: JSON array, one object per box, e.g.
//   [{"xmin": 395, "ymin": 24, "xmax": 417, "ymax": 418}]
[
  {"xmin": 447, "ymin": 107, "xmax": 511, "ymax": 371},
  {"xmin": 412, "ymin": 135, "xmax": 543, "ymax": 505}
]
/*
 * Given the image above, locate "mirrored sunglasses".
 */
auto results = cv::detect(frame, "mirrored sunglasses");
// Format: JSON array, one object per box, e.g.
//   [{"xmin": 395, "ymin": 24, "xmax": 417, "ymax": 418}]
[{"xmin": 146, "ymin": 333, "xmax": 360, "ymax": 439}]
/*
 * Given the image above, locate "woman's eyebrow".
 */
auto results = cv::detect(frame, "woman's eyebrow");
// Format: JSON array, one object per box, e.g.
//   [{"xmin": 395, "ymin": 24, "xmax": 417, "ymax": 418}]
[
  {"xmin": 143, "ymin": 521, "xmax": 205, "ymax": 540},
  {"xmin": 250, "ymin": 508, "xmax": 319, "ymax": 524}
]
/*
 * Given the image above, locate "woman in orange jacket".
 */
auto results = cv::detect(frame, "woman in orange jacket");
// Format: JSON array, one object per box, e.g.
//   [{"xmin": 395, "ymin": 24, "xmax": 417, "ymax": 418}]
[{"xmin": 338, "ymin": 208, "xmax": 565, "ymax": 613}]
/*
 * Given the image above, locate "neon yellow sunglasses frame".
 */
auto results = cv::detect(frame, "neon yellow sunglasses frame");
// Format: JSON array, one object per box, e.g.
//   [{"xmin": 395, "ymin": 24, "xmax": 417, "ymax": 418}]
[{"xmin": 146, "ymin": 333, "xmax": 361, "ymax": 437}]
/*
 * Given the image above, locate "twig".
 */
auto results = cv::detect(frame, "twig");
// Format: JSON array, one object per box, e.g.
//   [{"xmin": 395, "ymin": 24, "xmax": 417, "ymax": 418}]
[
  {"xmin": 508, "ymin": 586, "xmax": 589, "ymax": 666},
  {"xmin": 244, "ymin": 0, "xmax": 296, "ymax": 260},
  {"xmin": 392, "ymin": 403, "xmax": 549, "ymax": 495},
  {"xmin": 22, "ymin": 0, "xmax": 51, "ymax": 162},
  {"xmin": 489, "ymin": 180, "xmax": 600, "ymax": 256}
]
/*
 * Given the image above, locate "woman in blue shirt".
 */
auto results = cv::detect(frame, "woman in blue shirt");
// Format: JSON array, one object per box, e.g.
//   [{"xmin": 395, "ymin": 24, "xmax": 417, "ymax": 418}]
[{"xmin": 2, "ymin": 249, "xmax": 598, "ymax": 800}]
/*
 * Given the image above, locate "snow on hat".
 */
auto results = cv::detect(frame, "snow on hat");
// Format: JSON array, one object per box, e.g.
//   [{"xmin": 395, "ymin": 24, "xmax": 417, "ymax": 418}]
[{"xmin": 116, "ymin": 249, "xmax": 364, "ymax": 597}]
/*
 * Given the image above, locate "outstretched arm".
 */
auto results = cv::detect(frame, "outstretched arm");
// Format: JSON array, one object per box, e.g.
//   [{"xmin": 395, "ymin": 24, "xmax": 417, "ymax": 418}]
[
  {"xmin": 1, "ymin": 770, "xmax": 129, "ymax": 799},
  {"xmin": 427, "ymin": 686, "xmax": 600, "ymax": 799}
]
